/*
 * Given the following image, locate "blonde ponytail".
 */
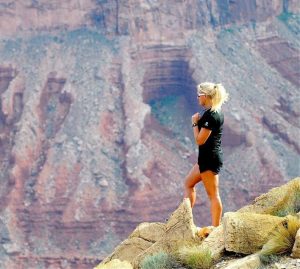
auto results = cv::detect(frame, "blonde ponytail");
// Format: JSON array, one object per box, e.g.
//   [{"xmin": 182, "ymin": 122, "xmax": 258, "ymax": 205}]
[{"xmin": 197, "ymin": 82, "xmax": 229, "ymax": 112}]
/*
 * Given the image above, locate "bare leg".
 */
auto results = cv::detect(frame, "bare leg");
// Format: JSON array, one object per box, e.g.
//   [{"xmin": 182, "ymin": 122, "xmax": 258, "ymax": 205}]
[
  {"xmin": 184, "ymin": 164, "xmax": 202, "ymax": 208},
  {"xmin": 200, "ymin": 170, "xmax": 223, "ymax": 226}
]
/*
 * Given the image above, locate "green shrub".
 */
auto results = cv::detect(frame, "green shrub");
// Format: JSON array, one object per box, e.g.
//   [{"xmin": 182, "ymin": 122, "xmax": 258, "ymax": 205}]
[
  {"xmin": 140, "ymin": 252, "xmax": 177, "ymax": 269},
  {"xmin": 259, "ymin": 215, "xmax": 300, "ymax": 263},
  {"xmin": 176, "ymin": 245, "xmax": 213, "ymax": 269},
  {"xmin": 259, "ymin": 254, "xmax": 280, "ymax": 266}
]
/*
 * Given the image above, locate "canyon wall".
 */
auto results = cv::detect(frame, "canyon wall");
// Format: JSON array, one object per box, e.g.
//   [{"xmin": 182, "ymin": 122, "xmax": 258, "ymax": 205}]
[{"xmin": 0, "ymin": 0, "xmax": 299, "ymax": 268}]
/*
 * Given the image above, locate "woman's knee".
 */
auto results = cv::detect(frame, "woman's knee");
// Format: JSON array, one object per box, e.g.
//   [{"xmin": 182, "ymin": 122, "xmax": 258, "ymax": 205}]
[
  {"xmin": 184, "ymin": 177, "xmax": 195, "ymax": 189},
  {"xmin": 184, "ymin": 164, "xmax": 201, "ymax": 188},
  {"xmin": 207, "ymin": 191, "xmax": 220, "ymax": 200}
]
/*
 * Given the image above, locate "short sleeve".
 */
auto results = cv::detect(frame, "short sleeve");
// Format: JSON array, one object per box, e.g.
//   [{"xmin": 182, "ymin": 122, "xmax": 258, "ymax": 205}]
[{"xmin": 201, "ymin": 113, "xmax": 215, "ymax": 130}]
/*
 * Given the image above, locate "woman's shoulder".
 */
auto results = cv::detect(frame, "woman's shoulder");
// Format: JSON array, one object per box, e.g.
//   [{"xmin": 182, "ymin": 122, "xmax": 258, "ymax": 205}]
[
  {"xmin": 205, "ymin": 109, "xmax": 220, "ymax": 117},
  {"xmin": 208, "ymin": 110, "xmax": 224, "ymax": 125}
]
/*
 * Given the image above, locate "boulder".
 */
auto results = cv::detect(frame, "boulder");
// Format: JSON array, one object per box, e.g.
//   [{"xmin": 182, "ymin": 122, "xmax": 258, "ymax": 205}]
[
  {"xmin": 163, "ymin": 198, "xmax": 197, "ymax": 242},
  {"xmin": 98, "ymin": 199, "xmax": 197, "ymax": 268},
  {"xmin": 101, "ymin": 222, "xmax": 165, "ymax": 265},
  {"xmin": 222, "ymin": 253, "xmax": 261, "ymax": 269},
  {"xmin": 291, "ymin": 228, "xmax": 300, "ymax": 258},
  {"xmin": 94, "ymin": 259, "xmax": 133, "ymax": 269},
  {"xmin": 200, "ymin": 225, "xmax": 225, "ymax": 261},
  {"xmin": 129, "ymin": 222, "xmax": 166, "ymax": 242},
  {"xmin": 101, "ymin": 237, "xmax": 152, "ymax": 265},
  {"xmin": 238, "ymin": 178, "xmax": 300, "ymax": 216},
  {"xmin": 223, "ymin": 212, "xmax": 285, "ymax": 254},
  {"xmin": 132, "ymin": 198, "xmax": 198, "ymax": 268}
]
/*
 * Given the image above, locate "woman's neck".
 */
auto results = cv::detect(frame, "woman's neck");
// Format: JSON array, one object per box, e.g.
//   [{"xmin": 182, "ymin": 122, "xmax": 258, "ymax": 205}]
[{"xmin": 204, "ymin": 99, "xmax": 212, "ymax": 109}]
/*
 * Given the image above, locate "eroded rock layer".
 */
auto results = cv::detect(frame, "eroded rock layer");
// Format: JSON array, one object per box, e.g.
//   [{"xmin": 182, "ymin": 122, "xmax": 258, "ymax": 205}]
[{"xmin": 0, "ymin": 1, "xmax": 299, "ymax": 268}]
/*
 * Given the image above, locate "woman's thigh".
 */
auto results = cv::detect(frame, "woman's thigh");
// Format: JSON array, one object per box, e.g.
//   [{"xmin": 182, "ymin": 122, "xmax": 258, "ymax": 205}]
[
  {"xmin": 200, "ymin": 170, "xmax": 220, "ymax": 197},
  {"xmin": 184, "ymin": 164, "xmax": 202, "ymax": 188}
]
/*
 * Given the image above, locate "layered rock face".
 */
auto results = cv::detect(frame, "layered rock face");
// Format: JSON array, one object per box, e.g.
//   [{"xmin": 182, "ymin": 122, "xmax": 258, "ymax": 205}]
[{"xmin": 0, "ymin": 1, "xmax": 299, "ymax": 268}]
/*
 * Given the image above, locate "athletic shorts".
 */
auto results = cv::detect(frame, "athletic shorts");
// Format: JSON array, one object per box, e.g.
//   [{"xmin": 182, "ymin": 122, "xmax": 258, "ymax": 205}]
[{"xmin": 198, "ymin": 153, "xmax": 223, "ymax": 174}]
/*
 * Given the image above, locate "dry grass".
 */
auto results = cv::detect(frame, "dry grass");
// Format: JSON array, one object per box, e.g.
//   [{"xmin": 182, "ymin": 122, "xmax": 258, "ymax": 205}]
[
  {"xmin": 140, "ymin": 252, "xmax": 178, "ymax": 269},
  {"xmin": 259, "ymin": 215, "xmax": 300, "ymax": 262},
  {"xmin": 176, "ymin": 245, "xmax": 213, "ymax": 269}
]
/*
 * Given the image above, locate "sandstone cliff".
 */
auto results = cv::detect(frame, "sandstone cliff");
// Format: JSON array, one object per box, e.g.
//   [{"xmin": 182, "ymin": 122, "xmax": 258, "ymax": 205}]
[{"xmin": 0, "ymin": 1, "xmax": 299, "ymax": 268}]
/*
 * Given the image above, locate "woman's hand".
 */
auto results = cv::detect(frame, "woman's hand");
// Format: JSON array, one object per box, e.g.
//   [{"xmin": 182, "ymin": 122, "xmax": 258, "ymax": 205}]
[{"xmin": 191, "ymin": 112, "xmax": 200, "ymax": 124}]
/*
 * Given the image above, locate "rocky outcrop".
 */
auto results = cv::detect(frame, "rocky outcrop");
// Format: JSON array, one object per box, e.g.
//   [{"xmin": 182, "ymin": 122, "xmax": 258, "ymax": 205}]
[
  {"xmin": 258, "ymin": 35, "xmax": 300, "ymax": 87},
  {"xmin": 101, "ymin": 199, "xmax": 198, "ymax": 268},
  {"xmin": 1, "ymin": 0, "xmax": 295, "ymax": 37},
  {"xmin": 0, "ymin": 0, "xmax": 299, "ymax": 57},
  {"xmin": 96, "ymin": 178, "xmax": 300, "ymax": 269},
  {"xmin": 238, "ymin": 177, "xmax": 300, "ymax": 216}
]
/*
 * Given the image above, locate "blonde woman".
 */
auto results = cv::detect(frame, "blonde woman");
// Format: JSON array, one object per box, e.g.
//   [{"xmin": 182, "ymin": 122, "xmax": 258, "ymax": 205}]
[{"xmin": 184, "ymin": 82, "xmax": 229, "ymax": 235}]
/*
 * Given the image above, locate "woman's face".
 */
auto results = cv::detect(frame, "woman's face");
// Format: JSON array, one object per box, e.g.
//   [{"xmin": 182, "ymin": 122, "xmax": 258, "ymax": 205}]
[{"xmin": 197, "ymin": 92, "xmax": 206, "ymax": 106}]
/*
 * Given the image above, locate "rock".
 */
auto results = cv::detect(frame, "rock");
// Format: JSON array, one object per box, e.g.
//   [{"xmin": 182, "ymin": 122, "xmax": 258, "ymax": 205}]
[
  {"xmin": 99, "ymin": 180, "xmax": 109, "ymax": 187},
  {"xmin": 223, "ymin": 212, "xmax": 285, "ymax": 254},
  {"xmin": 94, "ymin": 259, "xmax": 133, "ymax": 269},
  {"xmin": 222, "ymin": 253, "xmax": 261, "ymax": 269},
  {"xmin": 129, "ymin": 222, "xmax": 165, "ymax": 242},
  {"xmin": 101, "ymin": 237, "xmax": 153, "ymax": 265},
  {"xmin": 238, "ymin": 178, "xmax": 300, "ymax": 216},
  {"xmin": 163, "ymin": 198, "xmax": 197, "ymax": 242},
  {"xmin": 132, "ymin": 199, "xmax": 197, "ymax": 268},
  {"xmin": 291, "ymin": 228, "xmax": 300, "ymax": 258},
  {"xmin": 200, "ymin": 225, "xmax": 225, "ymax": 261},
  {"xmin": 99, "ymin": 199, "xmax": 197, "ymax": 268},
  {"xmin": 2, "ymin": 242, "xmax": 21, "ymax": 255}
]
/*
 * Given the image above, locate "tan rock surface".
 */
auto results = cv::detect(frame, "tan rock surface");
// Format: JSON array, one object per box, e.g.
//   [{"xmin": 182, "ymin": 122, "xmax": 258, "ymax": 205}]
[
  {"xmin": 222, "ymin": 254, "xmax": 261, "ymax": 269},
  {"xmin": 94, "ymin": 259, "xmax": 133, "ymax": 269},
  {"xmin": 129, "ymin": 222, "xmax": 166, "ymax": 242},
  {"xmin": 100, "ymin": 221, "xmax": 165, "ymax": 265},
  {"xmin": 238, "ymin": 178, "xmax": 300, "ymax": 216},
  {"xmin": 98, "ymin": 199, "xmax": 197, "ymax": 268},
  {"xmin": 223, "ymin": 212, "xmax": 285, "ymax": 254},
  {"xmin": 201, "ymin": 225, "xmax": 225, "ymax": 261},
  {"xmin": 291, "ymin": 228, "xmax": 300, "ymax": 258},
  {"xmin": 132, "ymin": 199, "xmax": 198, "ymax": 268},
  {"xmin": 101, "ymin": 237, "xmax": 153, "ymax": 265}
]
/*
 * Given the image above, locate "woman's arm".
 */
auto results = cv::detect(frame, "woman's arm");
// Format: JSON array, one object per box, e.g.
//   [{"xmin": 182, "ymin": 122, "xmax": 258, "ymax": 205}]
[
  {"xmin": 191, "ymin": 112, "xmax": 212, "ymax": 146},
  {"xmin": 193, "ymin": 127, "xmax": 212, "ymax": 145}
]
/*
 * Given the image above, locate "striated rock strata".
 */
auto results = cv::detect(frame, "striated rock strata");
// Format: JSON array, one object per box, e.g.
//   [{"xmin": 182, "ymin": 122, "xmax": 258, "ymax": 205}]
[{"xmin": 0, "ymin": 1, "xmax": 299, "ymax": 268}]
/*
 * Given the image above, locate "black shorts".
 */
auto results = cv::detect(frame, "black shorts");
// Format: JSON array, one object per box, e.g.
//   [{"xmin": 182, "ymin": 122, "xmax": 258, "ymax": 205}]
[{"xmin": 198, "ymin": 153, "xmax": 223, "ymax": 174}]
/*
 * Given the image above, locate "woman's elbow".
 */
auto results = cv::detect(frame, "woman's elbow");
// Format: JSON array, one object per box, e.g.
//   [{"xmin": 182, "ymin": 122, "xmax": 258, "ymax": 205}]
[{"xmin": 195, "ymin": 139, "xmax": 205, "ymax": 146}]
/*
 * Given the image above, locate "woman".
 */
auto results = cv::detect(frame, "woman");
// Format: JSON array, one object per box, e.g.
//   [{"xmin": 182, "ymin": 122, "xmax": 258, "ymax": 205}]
[{"xmin": 184, "ymin": 82, "xmax": 229, "ymax": 233}]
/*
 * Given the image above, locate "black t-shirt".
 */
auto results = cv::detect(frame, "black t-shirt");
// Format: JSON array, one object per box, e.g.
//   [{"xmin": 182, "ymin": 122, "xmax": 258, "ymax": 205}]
[{"xmin": 197, "ymin": 109, "xmax": 224, "ymax": 158}]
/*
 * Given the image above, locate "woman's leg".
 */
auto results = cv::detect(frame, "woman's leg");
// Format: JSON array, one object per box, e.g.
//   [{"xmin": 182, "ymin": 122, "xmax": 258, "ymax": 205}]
[
  {"xmin": 200, "ymin": 170, "xmax": 223, "ymax": 226},
  {"xmin": 184, "ymin": 164, "xmax": 202, "ymax": 208}
]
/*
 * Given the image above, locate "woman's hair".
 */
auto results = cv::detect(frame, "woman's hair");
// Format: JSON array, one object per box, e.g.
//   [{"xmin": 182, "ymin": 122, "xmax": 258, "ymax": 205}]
[{"xmin": 197, "ymin": 82, "xmax": 229, "ymax": 112}]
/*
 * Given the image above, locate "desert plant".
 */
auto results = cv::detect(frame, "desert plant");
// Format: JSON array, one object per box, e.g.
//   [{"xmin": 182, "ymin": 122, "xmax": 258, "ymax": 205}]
[
  {"xmin": 176, "ymin": 245, "xmax": 213, "ymax": 269},
  {"xmin": 140, "ymin": 251, "xmax": 178, "ymax": 269},
  {"xmin": 259, "ymin": 215, "xmax": 300, "ymax": 263},
  {"xmin": 258, "ymin": 254, "xmax": 280, "ymax": 266}
]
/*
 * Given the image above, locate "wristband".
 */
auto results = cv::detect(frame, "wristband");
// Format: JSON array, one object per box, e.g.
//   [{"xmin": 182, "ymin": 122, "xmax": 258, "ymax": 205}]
[{"xmin": 192, "ymin": 122, "xmax": 198, "ymax": 127}]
